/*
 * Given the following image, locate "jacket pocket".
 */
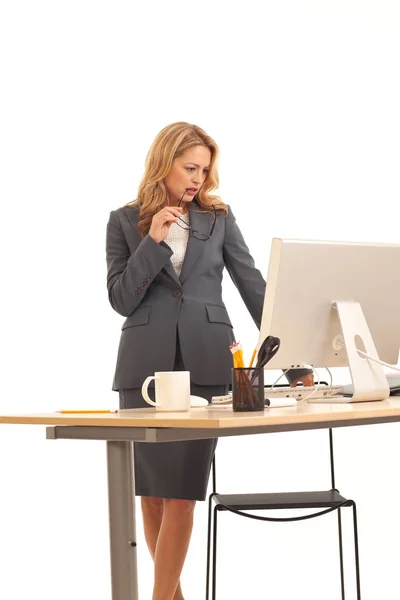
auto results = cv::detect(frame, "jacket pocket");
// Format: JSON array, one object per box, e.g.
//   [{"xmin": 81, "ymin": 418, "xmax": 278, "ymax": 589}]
[
  {"xmin": 205, "ymin": 304, "xmax": 233, "ymax": 327},
  {"xmin": 122, "ymin": 305, "xmax": 152, "ymax": 330}
]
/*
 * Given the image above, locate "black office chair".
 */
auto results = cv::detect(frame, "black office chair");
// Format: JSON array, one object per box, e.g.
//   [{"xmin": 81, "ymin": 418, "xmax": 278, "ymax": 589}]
[{"xmin": 205, "ymin": 428, "xmax": 361, "ymax": 600}]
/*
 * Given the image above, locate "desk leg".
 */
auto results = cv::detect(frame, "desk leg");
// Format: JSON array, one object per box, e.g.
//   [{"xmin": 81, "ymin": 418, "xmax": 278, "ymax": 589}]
[{"xmin": 107, "ymin": 441, "xmax": 139, "ymax": 600}]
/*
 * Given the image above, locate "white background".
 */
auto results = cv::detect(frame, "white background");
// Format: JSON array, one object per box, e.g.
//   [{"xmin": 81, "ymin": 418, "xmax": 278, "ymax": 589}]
[{"xmin": 1, "ymin": 0, "xmax": 400, "ymax": 598}]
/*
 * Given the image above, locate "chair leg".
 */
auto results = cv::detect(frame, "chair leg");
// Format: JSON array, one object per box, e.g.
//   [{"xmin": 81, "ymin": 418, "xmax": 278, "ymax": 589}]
[
  {"xmin": 212, "ymin": 507, "xmax": 219, "ymax": 600},
  {"xmin": 206, "ymin": 501, "xmax": 361, "ymax": 600},
  {"xmin": 351, "ymin": 502, "xmax": 362, "ymax": 600},
  {"xmin": 336, "ymin": 507, "xmax": 346, "ymax": 599},
  {"xmin": 206, "ymin": 494, "xmax": 215, "ymax": 600}
]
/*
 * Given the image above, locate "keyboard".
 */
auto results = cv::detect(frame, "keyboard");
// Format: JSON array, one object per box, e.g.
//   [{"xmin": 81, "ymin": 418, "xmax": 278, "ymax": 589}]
[{"xmin": 211, "ymin": 384, "xmax": 344, "ymax": 405}]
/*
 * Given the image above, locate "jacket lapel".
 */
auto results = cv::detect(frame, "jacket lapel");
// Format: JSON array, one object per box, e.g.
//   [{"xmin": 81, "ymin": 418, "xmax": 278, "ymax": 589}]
[{"xmin": 179, "ymin": 206, "xmax": 210, "ymax": 284}]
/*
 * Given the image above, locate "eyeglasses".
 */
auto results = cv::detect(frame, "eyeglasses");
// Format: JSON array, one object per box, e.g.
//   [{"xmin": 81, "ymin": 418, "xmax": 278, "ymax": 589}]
[{"xmin": 176, "ymin": 204, "xmax": 217, "ymax": 240}]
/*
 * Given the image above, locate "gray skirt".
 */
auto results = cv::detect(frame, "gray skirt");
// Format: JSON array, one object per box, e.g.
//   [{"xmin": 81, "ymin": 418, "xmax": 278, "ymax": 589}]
[{"xmin": 119, "ymin": 343, "xmax": 228, "ymax": 501}]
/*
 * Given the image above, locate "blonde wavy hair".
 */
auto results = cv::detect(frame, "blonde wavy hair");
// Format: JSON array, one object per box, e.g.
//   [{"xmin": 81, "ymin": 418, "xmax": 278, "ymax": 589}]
[{"xmin": 127, "ymin": 122, "xmax": 228, "ymax": 237}]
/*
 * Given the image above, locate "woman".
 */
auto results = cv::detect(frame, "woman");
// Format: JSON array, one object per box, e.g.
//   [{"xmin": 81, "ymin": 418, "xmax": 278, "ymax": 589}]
[{"xmin": 106, "ymin": 122, "xmax": 312, "ymax": 600}]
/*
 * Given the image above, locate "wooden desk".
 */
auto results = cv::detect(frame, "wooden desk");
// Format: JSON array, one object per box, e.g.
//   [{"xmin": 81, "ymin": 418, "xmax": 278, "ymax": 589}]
[{"xmin": 2, "ymin": 399, "xmax": 400, "ymax": 600}]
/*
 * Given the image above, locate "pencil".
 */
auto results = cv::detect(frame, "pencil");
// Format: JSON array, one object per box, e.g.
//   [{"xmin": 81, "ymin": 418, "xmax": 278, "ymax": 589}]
[
  {"xmin": 249, "ymin": 348, "xmax": 257, "ymax": 368},
  {"xmin": 57, "ymin": 410, "xmax": 118, "ymax": 414}
]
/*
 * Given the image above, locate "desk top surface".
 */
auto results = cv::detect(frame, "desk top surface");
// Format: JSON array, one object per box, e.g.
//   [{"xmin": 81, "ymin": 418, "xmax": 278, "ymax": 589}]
[{"xmin": 1, "ymin": 398, "xmax": 400, "ymax": 429}]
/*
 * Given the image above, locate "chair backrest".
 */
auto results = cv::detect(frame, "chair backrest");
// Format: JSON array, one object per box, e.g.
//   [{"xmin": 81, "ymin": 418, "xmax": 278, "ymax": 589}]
[{"xmin": 211, "ymin": 428, "xmax": 337, "ymax": 495}]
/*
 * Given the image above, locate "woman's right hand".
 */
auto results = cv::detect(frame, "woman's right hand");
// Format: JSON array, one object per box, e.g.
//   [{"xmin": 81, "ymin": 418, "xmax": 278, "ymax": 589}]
[{"xmin": 149, "ymin": 206, "xmax": 183, "ymax": 243}]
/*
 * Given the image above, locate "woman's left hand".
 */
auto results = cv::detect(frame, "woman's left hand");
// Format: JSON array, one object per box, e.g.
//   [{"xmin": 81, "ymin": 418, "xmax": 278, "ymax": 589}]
[{"xmin": 290, "ymin": 373, "xmax": 314, "ymax": 387}]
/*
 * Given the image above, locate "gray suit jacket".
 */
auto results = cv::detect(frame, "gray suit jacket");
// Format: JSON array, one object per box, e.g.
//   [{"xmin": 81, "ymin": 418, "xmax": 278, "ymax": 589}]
[{"xmin": 106, "ymin": 202, "xmax": 311, "ymax": 390}]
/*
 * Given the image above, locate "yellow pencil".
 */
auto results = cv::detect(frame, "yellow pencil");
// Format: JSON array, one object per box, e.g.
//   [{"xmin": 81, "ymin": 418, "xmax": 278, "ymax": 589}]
[
  {"xmin": 230, "ymin": 342, "xmax": 245, "ymax": 368},
  {"xmin": 57, "ymin": 410, "xmax": 118, "ymax": 414},
  {"xmin": 249, "ymin": 348, "xmax": 257, "ymax": 368}
]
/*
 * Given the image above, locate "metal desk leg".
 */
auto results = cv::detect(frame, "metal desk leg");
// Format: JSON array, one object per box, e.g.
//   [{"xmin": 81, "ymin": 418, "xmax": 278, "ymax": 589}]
[{"xmin": 107, "ymin": 441, "xmax": 139, "ymax": 600}]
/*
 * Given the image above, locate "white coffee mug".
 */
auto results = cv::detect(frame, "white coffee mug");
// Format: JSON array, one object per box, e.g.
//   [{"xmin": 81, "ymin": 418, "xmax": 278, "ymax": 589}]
[{"xmin": 141, "ymin": 371, "xmax": 191, "ymax": 412}]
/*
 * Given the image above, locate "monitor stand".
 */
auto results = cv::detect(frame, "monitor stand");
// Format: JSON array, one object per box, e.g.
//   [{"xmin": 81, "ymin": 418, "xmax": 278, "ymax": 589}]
[{"xmin": 333, "ymin": 300, "xmax": 390, "ymax": 402}]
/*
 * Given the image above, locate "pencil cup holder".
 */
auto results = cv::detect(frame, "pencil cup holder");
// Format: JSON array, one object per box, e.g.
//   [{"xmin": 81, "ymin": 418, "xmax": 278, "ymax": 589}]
[{"xmin": 232, "ymin": 367, "xmax": 265, "ymax": 412}]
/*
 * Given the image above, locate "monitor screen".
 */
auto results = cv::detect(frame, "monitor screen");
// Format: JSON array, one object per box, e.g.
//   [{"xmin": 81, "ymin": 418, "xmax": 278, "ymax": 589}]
[{"xmin": 258, "ymin": 238, "xmax": 400, "ymax": 401}]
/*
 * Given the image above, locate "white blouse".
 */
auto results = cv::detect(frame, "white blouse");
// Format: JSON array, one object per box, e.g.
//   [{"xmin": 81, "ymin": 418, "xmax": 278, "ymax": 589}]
[{"xmin": 165, "ymin": 213, "xmax": 190, "ymax": 276}]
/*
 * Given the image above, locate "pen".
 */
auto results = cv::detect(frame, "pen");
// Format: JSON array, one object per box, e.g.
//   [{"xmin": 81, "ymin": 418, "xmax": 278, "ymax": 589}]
[{"xmin": 57, "ymin": 410, "xmax": 119, "ymax": 414}]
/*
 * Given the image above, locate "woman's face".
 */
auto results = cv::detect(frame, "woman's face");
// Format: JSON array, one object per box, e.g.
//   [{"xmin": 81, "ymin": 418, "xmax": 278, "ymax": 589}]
[{"xmin": 164, "ymin": 145, "xmax": 211, "ymax": 207}]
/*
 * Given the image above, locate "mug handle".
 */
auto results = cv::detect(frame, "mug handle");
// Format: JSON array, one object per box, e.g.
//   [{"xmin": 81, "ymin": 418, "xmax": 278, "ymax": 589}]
[{"xmin": 141, "ymin": 376, "xmax": 160, "ymax": 407}]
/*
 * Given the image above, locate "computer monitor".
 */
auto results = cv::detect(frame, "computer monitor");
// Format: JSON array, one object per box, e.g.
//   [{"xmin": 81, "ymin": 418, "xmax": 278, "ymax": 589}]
[{"xmin": 258, "ymin": 238, "xmax": 400, "ymax": 402}]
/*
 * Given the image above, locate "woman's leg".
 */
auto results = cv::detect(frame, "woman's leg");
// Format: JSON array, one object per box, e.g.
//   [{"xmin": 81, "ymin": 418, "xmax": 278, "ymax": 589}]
[
  {"xmin": 147, "ymin": 498, "xmax": 196, "ymax": 600},
  {"xmin": 141, "ymin": 496, "xmax": 194, "ymax": 600},
  {"xmin": 141, "ymin": 496, "xmax": 164, "ymax": 559}
]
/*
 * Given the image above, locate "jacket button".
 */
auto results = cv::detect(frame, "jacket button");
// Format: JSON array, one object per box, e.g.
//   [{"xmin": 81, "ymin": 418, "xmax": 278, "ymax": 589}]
[{"xmin": 172, "ymin": 290, "xmax": 182, "ymax": 298}]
